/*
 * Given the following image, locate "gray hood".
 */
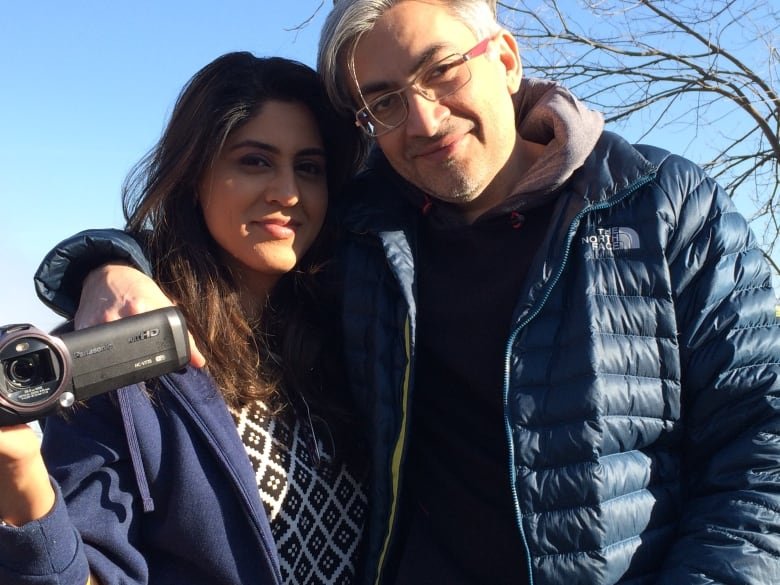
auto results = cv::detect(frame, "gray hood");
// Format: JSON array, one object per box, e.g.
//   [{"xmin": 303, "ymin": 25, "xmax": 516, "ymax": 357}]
[{"xmin": 500, "ymin": 77, "xmax": 605, "ymax": 214}]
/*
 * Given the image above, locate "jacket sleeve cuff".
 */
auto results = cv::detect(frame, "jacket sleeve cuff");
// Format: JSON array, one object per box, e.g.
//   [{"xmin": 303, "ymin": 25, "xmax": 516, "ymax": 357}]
[
  {"xmin": 33, "ymin": 229, "xmax": 152, "ymax": 318},
  {"xmin": 0, "ymin": 482, "xmax": 89, "ymax": 584}
]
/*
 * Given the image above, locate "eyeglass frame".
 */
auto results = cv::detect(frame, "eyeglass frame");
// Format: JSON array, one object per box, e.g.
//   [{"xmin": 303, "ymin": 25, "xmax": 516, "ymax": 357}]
[{"xmin": 353, "ymin": 36, "xmax": 494, "ymax": 137}]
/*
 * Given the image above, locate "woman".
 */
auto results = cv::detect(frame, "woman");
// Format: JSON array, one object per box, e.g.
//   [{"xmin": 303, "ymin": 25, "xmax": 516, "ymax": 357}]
[{"xmin": 0, "ymin": 52, "xmax": 367, "ymax": 585}]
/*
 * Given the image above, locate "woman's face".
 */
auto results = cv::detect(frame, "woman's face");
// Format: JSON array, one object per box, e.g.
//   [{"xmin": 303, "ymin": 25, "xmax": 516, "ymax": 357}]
[{"xmin": 199, "ymin": 100, "xmax": 329, "ymax": 295}]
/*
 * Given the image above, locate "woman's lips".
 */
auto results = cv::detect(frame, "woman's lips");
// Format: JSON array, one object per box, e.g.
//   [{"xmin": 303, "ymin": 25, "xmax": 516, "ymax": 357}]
[{"xmin": 252, "ymin": 218, "xmax": 299, "ymax": 239}]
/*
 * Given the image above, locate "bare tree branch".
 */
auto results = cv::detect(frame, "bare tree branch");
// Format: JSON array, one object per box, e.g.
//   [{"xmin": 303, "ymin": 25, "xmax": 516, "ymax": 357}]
[{"xmin": 501, "ymin": 0, "xmax": 780, "ymax": 280}]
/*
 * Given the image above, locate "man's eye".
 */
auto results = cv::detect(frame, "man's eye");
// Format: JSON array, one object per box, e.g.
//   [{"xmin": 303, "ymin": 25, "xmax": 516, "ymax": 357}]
[{"xmin": 424, "ymin": 59, "xmax": 460, "ymax": 83}]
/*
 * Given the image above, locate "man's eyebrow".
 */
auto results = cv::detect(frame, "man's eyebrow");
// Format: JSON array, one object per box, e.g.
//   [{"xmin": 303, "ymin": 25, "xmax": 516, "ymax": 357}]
[{"xmin": 358, "ymin": 43, "xmax": 452, "ymax": 96}]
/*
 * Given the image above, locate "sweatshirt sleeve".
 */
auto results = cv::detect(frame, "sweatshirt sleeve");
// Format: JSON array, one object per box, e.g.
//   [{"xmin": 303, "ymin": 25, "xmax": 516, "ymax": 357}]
[
  {"xmin": 0, "ymin": 482, "xmax": 90, "ymax": 585},
  {"xmin": 35, "ymin": 392, "xmax": 152, "ymax": 585},
  {"xmin": 34, "ymin": 229, "xmax": 151, "ymax": 318}
]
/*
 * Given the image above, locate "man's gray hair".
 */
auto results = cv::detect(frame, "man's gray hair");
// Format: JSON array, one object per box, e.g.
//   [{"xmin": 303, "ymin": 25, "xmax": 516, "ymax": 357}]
[{"xmin": 317, "ymin": 0, "xmax": 501, "ymax": 116}]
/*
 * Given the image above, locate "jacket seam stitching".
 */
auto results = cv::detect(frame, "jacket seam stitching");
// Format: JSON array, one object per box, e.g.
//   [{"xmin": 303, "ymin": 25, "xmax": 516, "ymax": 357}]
[
  {"xmin": 731, "ymin": 323, "xmax": 779, "ymax": 332},
  {"xmin": 514, "ymin": 413, "xmax": 675, "ymax": 433},
  {"xmin": 706, "ymin": 526, "xmax": 780, "ymax": 559},
  {"xmin": 720, "ymin": 361, "xmax": 780, "ymax": 375},
  {"xmin": 517, "ymin": 453, "xmax": 675, "ymax": 475},
  {"xmin": 593, "ymin": 331, "xmax": 677, "ymax": 341}
]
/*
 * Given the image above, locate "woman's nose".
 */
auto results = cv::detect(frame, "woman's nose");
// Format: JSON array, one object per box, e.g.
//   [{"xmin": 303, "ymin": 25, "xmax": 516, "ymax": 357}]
[{"xmin": 265, "ymin": 170, "xmax": 300, "ymax": 207}]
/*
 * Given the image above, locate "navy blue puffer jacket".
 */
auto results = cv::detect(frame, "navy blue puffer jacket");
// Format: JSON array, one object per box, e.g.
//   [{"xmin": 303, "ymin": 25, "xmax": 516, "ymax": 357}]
[{"xmin": 338, "ymin": 131, "xmax": 780, "ymax": 584}]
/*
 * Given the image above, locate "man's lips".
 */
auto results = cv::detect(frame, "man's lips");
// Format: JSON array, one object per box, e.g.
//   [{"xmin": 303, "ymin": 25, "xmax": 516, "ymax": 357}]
[{"xmin": 411, "ymin": 133, "xmax": 464, "ymax": 160}]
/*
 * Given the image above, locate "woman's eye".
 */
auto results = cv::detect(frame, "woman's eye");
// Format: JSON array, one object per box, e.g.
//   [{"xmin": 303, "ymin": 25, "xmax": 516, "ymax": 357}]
[
  {"xmin": 239, "ymin": 154, "xmax": 270, "ymax": 168},
  {"xmin": 297, "ymin": 161, "xmax": 325, "ymax": 176}
]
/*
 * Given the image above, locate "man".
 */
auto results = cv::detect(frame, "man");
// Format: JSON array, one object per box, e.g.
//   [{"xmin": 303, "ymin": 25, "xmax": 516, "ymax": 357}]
[{"xmin": 33, "ymin": 1, "xmax": 780, "ymax": 583}]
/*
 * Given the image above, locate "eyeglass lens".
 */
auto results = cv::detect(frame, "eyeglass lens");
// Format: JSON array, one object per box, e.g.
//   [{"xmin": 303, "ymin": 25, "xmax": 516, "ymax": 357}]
[{"xmin": 358, "ymin": 55, "xmax": 471, "ymax": 135}]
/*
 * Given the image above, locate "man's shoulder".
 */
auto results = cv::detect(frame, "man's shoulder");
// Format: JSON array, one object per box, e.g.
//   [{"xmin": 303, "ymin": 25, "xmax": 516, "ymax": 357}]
[
  {"xmin": 599, "ymin": 130, "xmax": 708, "ymax": 178},
  {"xmin": 630, "ymin": 140, "xmax": 714, "ymax": 197},
  {"xmin": 630, "ymin": 142, "xmax": 671, "ymax": 166},
  {"xmin": 593, "ymin": 130, "xmax": 668, "ymax": 166},
  {"xmin": 586, "ymin": 131, "xmax": 713, "ymax": 193},
  {"xmin": 590, "ymin": 133, "xmax": 730, "ymax": 227}
]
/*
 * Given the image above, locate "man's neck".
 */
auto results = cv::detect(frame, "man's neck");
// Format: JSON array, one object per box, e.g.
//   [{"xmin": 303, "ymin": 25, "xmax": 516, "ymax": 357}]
[{"xmin": 458, "ymin": 136, "xmax": 546, "ymax": 224}]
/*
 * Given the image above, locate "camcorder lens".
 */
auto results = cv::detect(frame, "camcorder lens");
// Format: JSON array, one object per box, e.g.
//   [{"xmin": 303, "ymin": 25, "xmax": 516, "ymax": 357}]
[
  {"xmin": 2, "ymin": 349, "xmax": 55, "ymax": 390},
  {"xmin": 8, "ymin": 356, "xmax": 37, "ymax": 384}
]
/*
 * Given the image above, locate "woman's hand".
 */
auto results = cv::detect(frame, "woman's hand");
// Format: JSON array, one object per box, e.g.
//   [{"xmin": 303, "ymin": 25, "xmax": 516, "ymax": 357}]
[
  {"xmin": 0, "ymin": 424, "xmax": 55, "ymax": 526},
  {"xmin": 76, "ymin": 263, "xmax": 206, "ymax": 367},
  {"xmin": 0, "ymin": 426, "xmax": 103, "ymax": 585}
]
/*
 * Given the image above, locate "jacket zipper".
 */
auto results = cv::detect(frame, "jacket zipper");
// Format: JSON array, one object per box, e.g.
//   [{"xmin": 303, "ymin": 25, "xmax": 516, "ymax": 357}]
[
  {"xmin": 343, "ymin": 228, "xmax": 417, "ymax": 585},
  {"xmin": 374, "ymin": 316, "xmax": 414, "ymax": 585},
  {"xmin": 501, "ymin": 172, "xmax": 656, "ymax": 585}
]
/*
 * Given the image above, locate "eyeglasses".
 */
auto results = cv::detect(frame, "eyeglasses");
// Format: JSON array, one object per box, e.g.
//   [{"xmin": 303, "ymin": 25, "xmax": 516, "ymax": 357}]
[{"xmin": 354, "ymin": 37, "xmax": 493, "ymax": 137}]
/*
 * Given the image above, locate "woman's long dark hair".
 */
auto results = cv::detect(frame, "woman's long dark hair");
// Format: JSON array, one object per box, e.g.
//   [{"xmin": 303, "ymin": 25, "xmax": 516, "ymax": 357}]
[{"xmin": 122, "ymin": 52, "xmax": 364, "ymax": 423}]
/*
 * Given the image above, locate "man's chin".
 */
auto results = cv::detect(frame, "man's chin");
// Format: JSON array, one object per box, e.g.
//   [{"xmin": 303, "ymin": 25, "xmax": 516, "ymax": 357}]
[{"xmin": 422, "ymin": 182, "xmax": 481, "ymax": 207}]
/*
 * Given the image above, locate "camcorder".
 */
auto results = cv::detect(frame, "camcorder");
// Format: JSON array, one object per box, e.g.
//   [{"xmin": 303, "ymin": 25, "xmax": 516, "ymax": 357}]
[{"xmin": 0, "ymin": 307, "xmax": 190, "ymax": 426}]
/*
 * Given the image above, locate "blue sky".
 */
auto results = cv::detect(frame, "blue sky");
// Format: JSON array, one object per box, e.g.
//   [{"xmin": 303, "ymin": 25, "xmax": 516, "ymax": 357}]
[{"xmin": 0, "ymin": 1, "xmax": 329, "ymax": 331}]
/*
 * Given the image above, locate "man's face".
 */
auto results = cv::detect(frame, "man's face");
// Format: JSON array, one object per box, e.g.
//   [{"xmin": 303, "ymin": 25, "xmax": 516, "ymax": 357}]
[{"xmin": 350, "ymin": 0, "xmax": 522, "ymax": 219}]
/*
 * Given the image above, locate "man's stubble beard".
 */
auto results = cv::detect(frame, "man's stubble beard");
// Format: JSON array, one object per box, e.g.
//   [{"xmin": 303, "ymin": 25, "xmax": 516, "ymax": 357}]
[{"xmin": 424, "ymin": 157, "xmax": 483, "ymax": 205}]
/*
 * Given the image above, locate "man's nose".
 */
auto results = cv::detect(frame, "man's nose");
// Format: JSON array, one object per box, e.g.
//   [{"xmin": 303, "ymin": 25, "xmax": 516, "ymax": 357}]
[{"xmin": 404, "ymin": 91, "xmax": 448, "ymax": 137}]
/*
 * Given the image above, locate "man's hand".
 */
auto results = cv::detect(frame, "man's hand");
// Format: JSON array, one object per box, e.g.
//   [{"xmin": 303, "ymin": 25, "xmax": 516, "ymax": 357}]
[{"xmin": 75, "ymin": 264, "xmax": 206, "ymax": 367}]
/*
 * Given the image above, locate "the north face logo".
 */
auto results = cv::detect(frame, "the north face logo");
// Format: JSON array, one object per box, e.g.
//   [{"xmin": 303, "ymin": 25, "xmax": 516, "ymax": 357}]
[{"xmin": 583, "ymin": 227, "xmax": 640, "ymax": 252}]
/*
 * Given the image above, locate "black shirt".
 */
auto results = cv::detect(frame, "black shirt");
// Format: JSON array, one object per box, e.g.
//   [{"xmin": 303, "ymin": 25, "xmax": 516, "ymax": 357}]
[{"xmin": 394, "ymin": 202, "xmax": 554, "ymax": 585}]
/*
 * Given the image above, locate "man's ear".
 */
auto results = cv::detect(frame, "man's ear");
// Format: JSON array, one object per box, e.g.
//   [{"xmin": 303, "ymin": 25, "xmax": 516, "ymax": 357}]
[{"xmin": 495, "ymin": 29, "xmax": 522, "ymax": 93}]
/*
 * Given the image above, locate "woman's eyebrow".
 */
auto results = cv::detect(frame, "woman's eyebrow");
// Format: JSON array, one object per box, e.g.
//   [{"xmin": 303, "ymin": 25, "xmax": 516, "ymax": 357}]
[
  {"xmin": 228, "ymin": 139, "xmax": 278, "ymax": 153},
  {"xmin": 228, "ymin": 140, "xmax": 326, "ymax": 158}
]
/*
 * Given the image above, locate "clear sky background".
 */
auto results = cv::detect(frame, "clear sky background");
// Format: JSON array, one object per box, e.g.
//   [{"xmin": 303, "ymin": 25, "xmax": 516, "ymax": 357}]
[{"xmin": 1, "ymin": 0, "xmax": 331, "ymax": 332}]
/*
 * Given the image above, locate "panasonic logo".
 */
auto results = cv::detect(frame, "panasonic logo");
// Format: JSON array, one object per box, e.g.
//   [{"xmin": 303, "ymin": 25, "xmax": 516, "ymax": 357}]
[{"xmin": 73, "ymin": 344, "xmax": 114, "ymax": 358}]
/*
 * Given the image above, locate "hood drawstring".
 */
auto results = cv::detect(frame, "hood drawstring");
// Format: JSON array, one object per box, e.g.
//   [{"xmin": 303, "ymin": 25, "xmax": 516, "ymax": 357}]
[
  {"xmin": 118, "ymin": 385, "xmax": 155, "ymax": 513},
  {"xmin": 510, "ymin": 211, "xmax": 526, "ymax": 229},
  {"xmin": 421, "ymin": 194, "xmax": 433, "ymax": 215}
]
